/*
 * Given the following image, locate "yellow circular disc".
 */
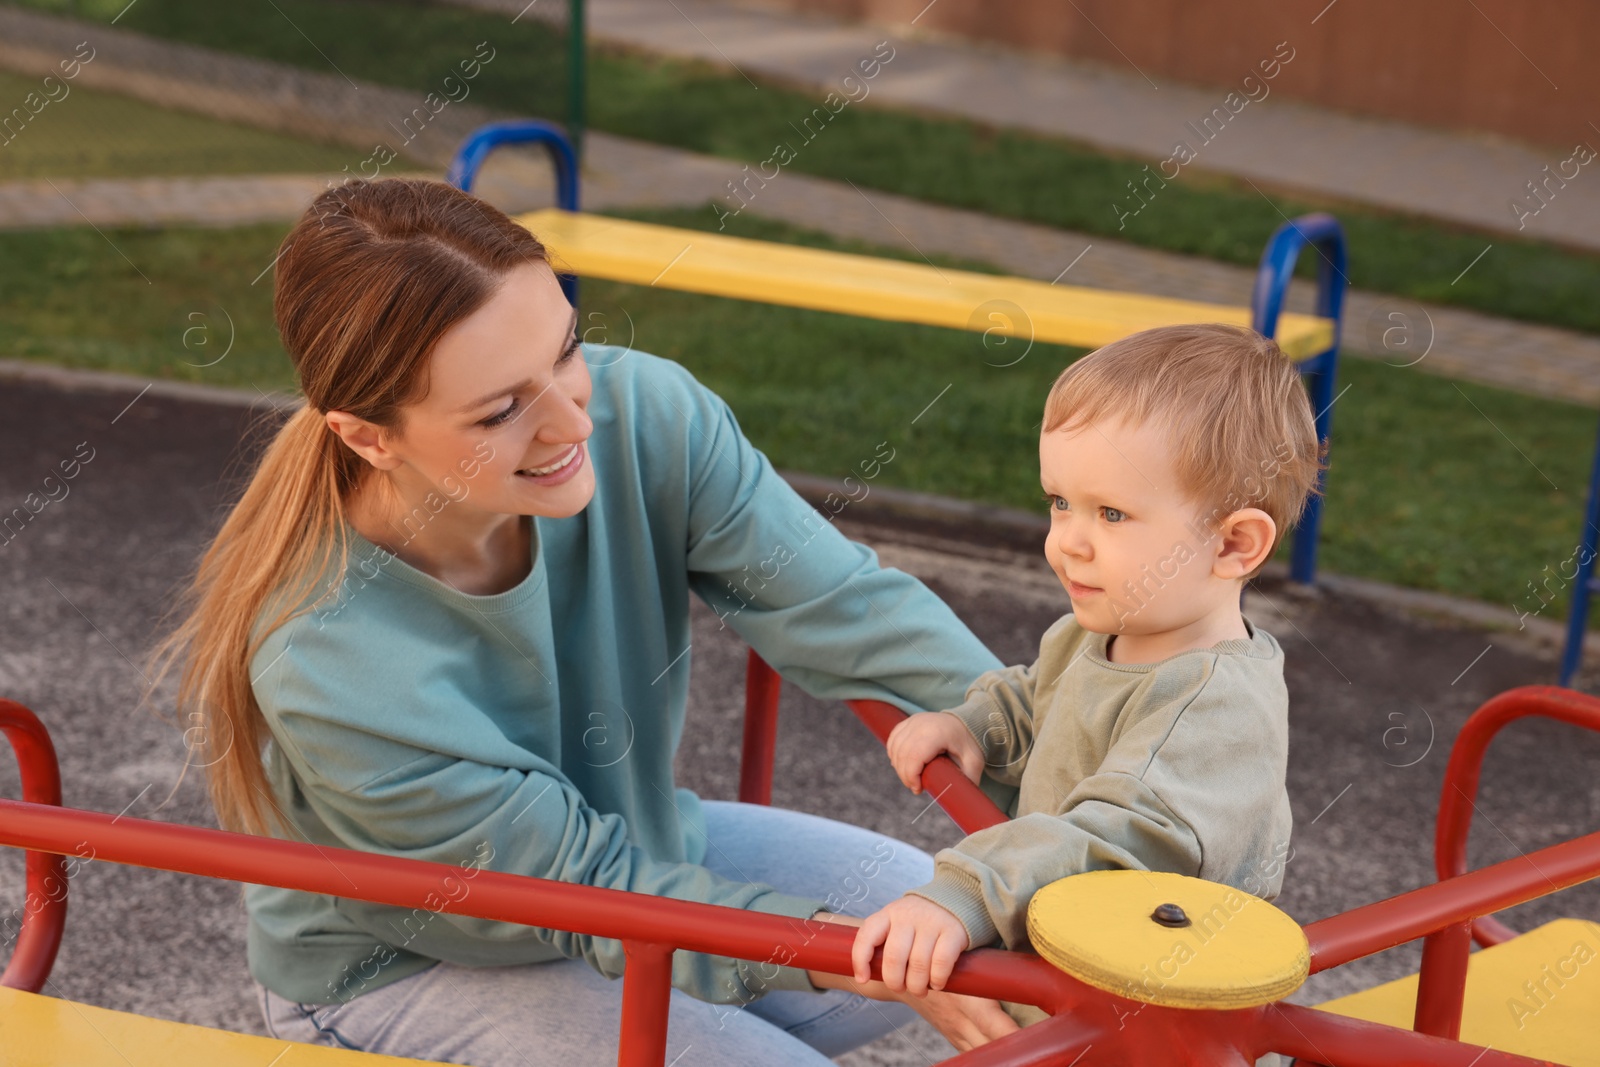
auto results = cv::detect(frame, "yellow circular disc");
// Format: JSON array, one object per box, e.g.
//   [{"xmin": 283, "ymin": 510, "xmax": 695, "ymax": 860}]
[{"xmin": 1026, "ymin": 870, "xmax": 1309, "ymax": 1010}]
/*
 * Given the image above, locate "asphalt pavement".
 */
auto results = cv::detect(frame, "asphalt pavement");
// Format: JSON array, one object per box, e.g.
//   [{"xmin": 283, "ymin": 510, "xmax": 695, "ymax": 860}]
[{"xmin": 0, "ymin": 373, "xmax": 1596, "ymax": 1065}]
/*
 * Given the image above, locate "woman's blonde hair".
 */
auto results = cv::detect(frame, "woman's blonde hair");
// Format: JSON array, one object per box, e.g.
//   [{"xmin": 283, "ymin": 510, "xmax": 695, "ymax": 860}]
[
  {"xmin": 141, "ymin": 178, "xmax": 551, "ymax": 836},
  {"xmin": 1043, "ymin": 323, "xmax": 1326, "ymax": 578}
]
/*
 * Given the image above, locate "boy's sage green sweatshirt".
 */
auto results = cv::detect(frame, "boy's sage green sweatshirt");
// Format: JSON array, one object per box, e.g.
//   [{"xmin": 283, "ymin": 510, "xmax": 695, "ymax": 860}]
[
  {"xmin": 243, "ymin": 346, "xmax": 1004, "ymax": 1009},
  {"xmin": 907, "ymin": 613, "xmax": 1293, "ymax": 1024}
]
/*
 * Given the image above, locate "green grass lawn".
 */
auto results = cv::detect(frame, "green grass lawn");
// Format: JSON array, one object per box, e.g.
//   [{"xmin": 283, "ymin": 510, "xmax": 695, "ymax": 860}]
[
  {"xmin": 8, "ymin": 0, "xmax": 1600, "ymax": 338},
  {"xmin": 1, "ymin": 208, "xmax": 1594, "ymax": 620},
  {"xmin": 0, "ymin": 70, "xmax": 367, "ymax": 180}
]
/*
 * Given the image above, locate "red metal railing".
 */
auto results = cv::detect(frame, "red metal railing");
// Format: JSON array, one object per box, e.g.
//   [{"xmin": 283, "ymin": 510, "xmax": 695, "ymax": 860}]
[
  {"xmin": 1414, "ymin": 685, "xmax": 1600, "ymax": 1040},
  {"xmin": 737, "ymin": 649, "xmax": 783, "ymax": 806},
  {"xmin": 738, "ymin": 650, "xmax": 1010, "ymax": 834},
  {"xmin": 0, "ymin": 699, "xmax": 67, "ymax": 993},
  {"xmin": 4, "ymin": 682, "xmax": 1599, "ymax": 1065},
  {"xmin": 0, "ymin": 756, "xmax": 1083, "ymax": 1060}
]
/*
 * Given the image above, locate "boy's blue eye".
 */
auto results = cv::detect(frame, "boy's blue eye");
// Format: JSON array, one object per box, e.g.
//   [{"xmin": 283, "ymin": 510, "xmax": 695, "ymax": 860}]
[
  {"xmin": 1103, "ymin": 507, "xmax": 1126, "ymax": 523},
  {"xmin": 1040, "ymin": 493, "xmax": 1068, "ymax": 512}
]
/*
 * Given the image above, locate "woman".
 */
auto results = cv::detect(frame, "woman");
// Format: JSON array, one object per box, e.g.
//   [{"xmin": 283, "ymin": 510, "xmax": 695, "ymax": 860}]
[{"xmin": 147, "ymin": 178, "xmax": 1020, "ymax": 1065}]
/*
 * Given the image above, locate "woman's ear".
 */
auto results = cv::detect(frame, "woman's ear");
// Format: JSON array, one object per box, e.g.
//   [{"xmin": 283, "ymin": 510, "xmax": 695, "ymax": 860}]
[
  {"xmin": 1212, "ymin": 508, "xmax": 1277, "ymax": 580},
  {"xmin": 324, "ymin": 410, "xmax": 403, "ymax": 471}
]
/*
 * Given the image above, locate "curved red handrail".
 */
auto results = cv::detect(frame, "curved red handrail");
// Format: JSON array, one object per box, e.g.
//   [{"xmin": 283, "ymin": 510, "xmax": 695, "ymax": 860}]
[
  {"xmin": 0, "ymin": 698, "xmax": 69, "ymax": 992},
  {"xmin": 1433, "ymin": 684, "xmax": 1600, "ymax": 945},
  {"xmin": 1302, "ymin": 826, "xmax": 1600, "ymax": 971},
  {"xmin": 0, "ymin": 690, "xmax": 1587, "ymax": 1066},
  {"xmin": 1411, "ymin": 684, "xmax": 1600, "ymax": 1040},
  {"xmin": 1, "ymin": 786, "xmax": 1570, "ymax": 1067},
  {"xmin": 0, "ymin": 792, "xmax": 1079, "ymax": 1010},
  {"xmin": 845, "ymin": 698, "xmax": 1011, "ymax": 834},
  {"xmin": 734, "ymin": 650, "xmax": 1009, "ymax": 833}
]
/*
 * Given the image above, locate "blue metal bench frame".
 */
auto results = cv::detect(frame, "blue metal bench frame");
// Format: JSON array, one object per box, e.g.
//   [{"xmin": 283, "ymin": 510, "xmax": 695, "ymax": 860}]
[
  {"xmin": 448, "ymin": 120, "xmax": 1347, "ymax": 586},
  {"xmin": 1560, "ymin": 421, "xmax": 1600, "ymax": 686}
]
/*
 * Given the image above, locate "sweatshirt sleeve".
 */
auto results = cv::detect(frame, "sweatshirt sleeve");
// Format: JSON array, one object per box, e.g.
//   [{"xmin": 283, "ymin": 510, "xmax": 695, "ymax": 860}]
[
  {"xmin": 938, "ymin": 614, "xmax": 1083, "ymax": 789},
  {"xmin": 665, "ymin": 365, "xmax": 1004, "ymax": 716},
  {"xmin": 254, "ymin": 626, "xmax": 827, "ymax": 1005},
  {"xmin": 935, "ymin": 662, "xmax": 1036, "ymax": 790},
  {"xmin": 907, "ymin": 659, "xmax": 1274, "ymax": 951}
]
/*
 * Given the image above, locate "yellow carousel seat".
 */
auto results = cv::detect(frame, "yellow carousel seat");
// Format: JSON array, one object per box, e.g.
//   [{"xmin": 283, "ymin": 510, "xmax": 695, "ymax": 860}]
[
  {"xmin": 0, "ymin": 985, "xmax": 443, "ymax": 1067},
  {"xmin": 1316, "ymin": 918, "xmax": 1600, "ymax": 1066},
  {"xmin": 513, "ymin": 209, "xmax": 1336, "ymax": 361}
]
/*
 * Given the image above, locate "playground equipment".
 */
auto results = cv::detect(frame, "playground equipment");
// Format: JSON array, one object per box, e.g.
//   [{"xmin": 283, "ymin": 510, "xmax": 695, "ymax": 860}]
[
  {"xmin": 1560, "ymin": 420, "xmax": 1600, "ymax": 687},
  {"xmin": 10, "ymin": 121, "xmax": 1596, "ymax": 1067},
  {"xmin": 445, "ymin": 120, "xmax": 1348, "ymax": 586},
  {"xmin": 2, "ymin": 681, "xmax": 1598, "ymax": 1065}
]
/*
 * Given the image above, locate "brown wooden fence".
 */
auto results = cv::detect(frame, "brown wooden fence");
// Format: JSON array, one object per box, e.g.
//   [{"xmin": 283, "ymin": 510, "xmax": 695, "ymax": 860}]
[{"xmin": 766, "ymin": 0, "xmax": 1589, "ymax": 150}]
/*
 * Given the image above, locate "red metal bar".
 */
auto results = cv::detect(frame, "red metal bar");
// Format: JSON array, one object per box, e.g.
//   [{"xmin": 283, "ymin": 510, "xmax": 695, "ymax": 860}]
[
  {"xmin": 1303, "ymin": 827, "xmax": 1600, "ymax": 973},
  {"xmin": 846, "ymin": 699, "xmax": 1009, "ymax": 835},
  {"xmin": 619, "ymin": 941, "xmax": 674, "ymax": 1067},
  {"xmin": 1408, "ymin": 685, "xmax": 1600, "ymax": 1039},
  {"xmin": 0, "ymin": 797, "xmax": 1078, "ymax": 1016},
  {"xmin": 737, "ymin": 649, "xmax": 781, "ymax": 806},
  {"xmin": 1413, "ymin": 920, "xmax": 1473, "ymax": 1041},
  {"xmin": 5, "ymin": 784, "xmax": 1584, "ymax": 1065},
  {"xmin": 0, "ymin": 699, "xmax": 68, "ymax": 993},
  {"xmin": 1259, "ymin": 1002, "xmax": 1556, "ymax": 1067},
  {"xmin": 1435, "ymin": 685, "xmax": 1600, "ymax": 949}
]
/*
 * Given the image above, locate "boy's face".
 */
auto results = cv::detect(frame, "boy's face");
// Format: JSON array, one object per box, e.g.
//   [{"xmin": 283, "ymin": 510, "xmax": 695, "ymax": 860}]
[{"xmin": 1039, "ymin": 416, "xmax": 1246, "ymax": 636}]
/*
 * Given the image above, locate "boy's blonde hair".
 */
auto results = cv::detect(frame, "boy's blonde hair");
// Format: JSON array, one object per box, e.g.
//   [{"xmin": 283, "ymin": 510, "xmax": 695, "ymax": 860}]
[{"xmin": 1043, "ymin": 323, "xmax": 1325, "ymax": 579}]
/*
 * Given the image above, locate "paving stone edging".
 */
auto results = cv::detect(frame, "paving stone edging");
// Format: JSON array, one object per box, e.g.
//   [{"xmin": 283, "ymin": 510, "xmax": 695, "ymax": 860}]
[{"xmin": 4, "ymin": 355, "xmax": 1588, "ymax": 666}]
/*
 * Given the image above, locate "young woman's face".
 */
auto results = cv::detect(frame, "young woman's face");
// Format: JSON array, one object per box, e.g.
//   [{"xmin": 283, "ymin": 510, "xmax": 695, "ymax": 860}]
[{"xmin": 384, "ymin": 260, "xmax": 596, "ymax": 519}]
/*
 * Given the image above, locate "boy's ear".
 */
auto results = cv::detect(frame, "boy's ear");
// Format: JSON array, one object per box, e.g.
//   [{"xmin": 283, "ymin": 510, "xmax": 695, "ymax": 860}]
[{"xmin": 1212, "ymin": 508, "xmax": 1277, "ymax": 580}]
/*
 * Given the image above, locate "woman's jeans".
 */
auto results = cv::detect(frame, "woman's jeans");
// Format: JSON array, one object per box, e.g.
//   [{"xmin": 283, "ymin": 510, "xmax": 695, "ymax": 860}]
[{"xmin": 257, "ymin": 800, "xmax": 939, "ymax": 1065}]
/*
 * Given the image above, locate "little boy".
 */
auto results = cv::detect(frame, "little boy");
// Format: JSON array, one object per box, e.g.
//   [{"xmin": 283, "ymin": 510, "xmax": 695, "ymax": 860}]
[{"xmin": 849, "ymin": 323, "xmax": 1322, "ymax": 1027}]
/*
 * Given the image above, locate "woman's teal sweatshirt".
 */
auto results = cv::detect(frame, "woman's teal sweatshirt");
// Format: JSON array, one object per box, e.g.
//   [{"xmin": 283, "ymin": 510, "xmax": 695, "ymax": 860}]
[{"xmin": 244, "ymin": 345, "xmax": 1003, "ymax": 1008}]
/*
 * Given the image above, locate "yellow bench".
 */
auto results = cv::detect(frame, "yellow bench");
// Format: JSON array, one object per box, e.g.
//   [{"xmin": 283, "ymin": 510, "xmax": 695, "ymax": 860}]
[
  {"xmin": 0, "ymin": 986, "xmax": 438, "ymax": 1066},
  {"xmin": 1315, "ymin": 918, "xmax": 1600, "ymax": 1065},
  {"xmin": 513, "ymin": 209, "xmax": 1336, "ymax": 362}
]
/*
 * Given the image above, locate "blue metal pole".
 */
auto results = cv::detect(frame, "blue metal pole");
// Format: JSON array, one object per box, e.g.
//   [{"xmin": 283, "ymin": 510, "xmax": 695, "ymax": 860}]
[
  {"xmin": 1251, "ymin": 213, "xmax": 1348, "ymax": 586},
  {"xmin": 1559, "ymin": 411, "xmax": 1600, "ymax": 687},
  {"xmin": 447, "ymin": 119, "xmax": 581, "ymax": 305}
]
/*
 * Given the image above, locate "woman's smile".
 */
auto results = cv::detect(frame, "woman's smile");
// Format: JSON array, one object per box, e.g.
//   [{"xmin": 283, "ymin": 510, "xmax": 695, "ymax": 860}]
[{"xmin": 514, "ymin": 441, "xmax": 586, "ymax": 484}]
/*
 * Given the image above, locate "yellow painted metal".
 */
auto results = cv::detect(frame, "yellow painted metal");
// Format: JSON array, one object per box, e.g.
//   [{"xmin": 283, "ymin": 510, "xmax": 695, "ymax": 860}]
[
  {"xmin": 513, "ymin": 210, "xmax": 1336, "ymax": 361},
  {"xmin": 1025, "ymin": 870, "xmax": 1310, "ymax": 1010},
  {"xmin": 0, "ymin": 986, "xmax": 443, "ymax": 1066},
  {"xmin": 1316, "ymin": 918, "xmax": 1600, "ymax": 1065}
]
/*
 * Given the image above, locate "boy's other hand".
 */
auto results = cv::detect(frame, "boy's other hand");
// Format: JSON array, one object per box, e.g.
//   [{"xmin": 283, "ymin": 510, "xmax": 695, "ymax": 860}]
[
  {"xmin": 851, "ymin": 894, "xmax": 971, "ymax": 996},
  {"xmin": 886, "ymin": 711, "xmax": 985, "ymax": 794}
]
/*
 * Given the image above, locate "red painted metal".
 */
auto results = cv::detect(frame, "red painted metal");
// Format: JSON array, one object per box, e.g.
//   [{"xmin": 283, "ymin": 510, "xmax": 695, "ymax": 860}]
[
  {"xmin": 845, "ymin": 699, "xmax": 1010, "ymax": 834},
  {"xmin": 737, "ymin": 649, "xmax": 781, "ymax": 806},
  {"xmin": 0, "ymin": 699, "xmax": 68, "ymax": 993},
  {"xmin": 1261, "ymin": 1002, "xmax": 1555, "ymax": 1067},
  {"xmin": 1413, "ymin": 920, "xmax": 1473, "ymax": 1040},
  {"xmin": 0, "ymin": 794, "xmax": 1079, "ymax": 1004},
  {"xmin": 4, "ymin": 681, "xmax": 1598, "ymax": 1064},
  {"xmin": 731, "ymin": 654, "xmax": 1006, "ymax": 832},
  {"xmin": 1410, "ymin": 685, "xmax": 1600, "ymax": 1040},
  {"xmin": 618, "ymin": 941, "xmax": 674, "ymax": 1067},
  {"xmin": 1435, "ymin": 685, "xmax": 1600, "ymax": 949},
  {"xmin": 1303, "ymin": 827, "xmax": 1600, "ymax": 973}
]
